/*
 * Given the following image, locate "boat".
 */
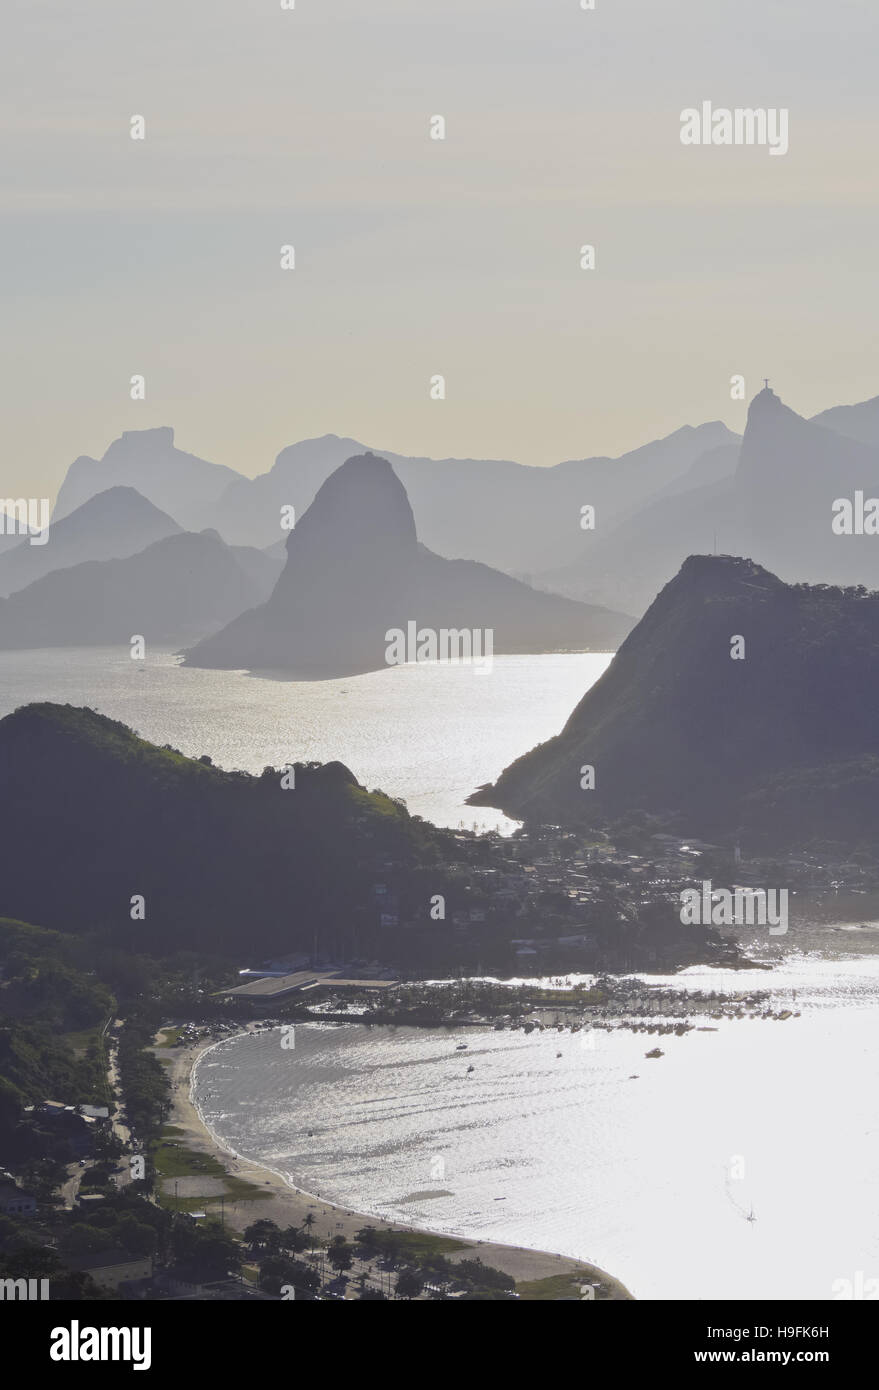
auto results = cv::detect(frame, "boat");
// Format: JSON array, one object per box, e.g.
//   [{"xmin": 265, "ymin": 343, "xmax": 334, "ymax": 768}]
[{"xmin": 455, "ymin": 1043, "xmax": 468, "ymax": 1051}]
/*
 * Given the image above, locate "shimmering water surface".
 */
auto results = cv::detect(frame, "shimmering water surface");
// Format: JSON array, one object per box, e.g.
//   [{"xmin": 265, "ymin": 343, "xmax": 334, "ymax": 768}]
[
  {"xmin": 4, "ymin": 646, "xmax": 876, "ymax": 1298},
  {"xmin": 195, "ymin": 957, "xmax": 879, "ymax": 1300},
  {"xmin": 0, "ymin": 647, "xmax": 613, "ymax": 833}
]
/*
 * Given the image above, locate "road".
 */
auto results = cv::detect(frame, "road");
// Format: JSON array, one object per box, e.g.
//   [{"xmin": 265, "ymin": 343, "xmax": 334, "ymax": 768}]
[{"xmin": 60, "ymin": 1018, "xmax": 132, "ymax": 1208}]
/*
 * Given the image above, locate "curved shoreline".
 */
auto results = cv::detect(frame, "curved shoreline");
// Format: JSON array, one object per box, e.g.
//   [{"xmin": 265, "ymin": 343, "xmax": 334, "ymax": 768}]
[{"xmin": 157, "ymin": 1022, "xmax": 634, "ymax": 1297}]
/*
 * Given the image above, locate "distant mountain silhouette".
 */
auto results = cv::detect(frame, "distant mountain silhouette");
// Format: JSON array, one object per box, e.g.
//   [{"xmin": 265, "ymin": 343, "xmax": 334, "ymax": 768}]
[
  {"xmin": 623, "ymin": 439, "xmax": 741, "ymax": 512},
  {"xmin": 43, "ymin": 388, "xmax": 879, "ymax": 623},
  {"xmin": 0, "ymin": 487, "xmax": 181, "ymax": 599},
  {"xmin": 53, "ymin": 427, "xmax": 244, "ymax": 531},
  {"xmin": 539, "ymin": 388, "xmax": 879, "ymax": 615},
  {"xmin": 203, "ymin": 424, "xmax": 738, "ymax": 575},
  {"xmin": 0, "ymin": 530, "xmax": 281, "ymax": 648},
  {"xmin": 0, "ymin": 516, "xmax": 27, "ymax": 556},
  {"xmin": 205, "ymin": 434, "xmax": 367, "ymax": 551},
  {"xmin": 52, "ymin": 422, "xmax": 740, "ymax": 575},
  {"xmin": 735, "ymin": 387, "xmax": 879, "ymax": 578},
  {"xmin": 183, "ymin": 453, "xmax": 633, "ymax": 676},
  {"xmin": 471, "ymin": 555, "xmax": 879, "ymax": 847},
  {"xmin": 810, "ymin": 394, "xmax": 879, "ymax": 448}
]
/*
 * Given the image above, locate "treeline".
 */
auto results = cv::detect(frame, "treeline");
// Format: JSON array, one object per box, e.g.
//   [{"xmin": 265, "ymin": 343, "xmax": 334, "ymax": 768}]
[
  {"xmin": 116, "ymin": 1012, "xmax": 169, "ymax": 1144},
  {"xmin": 0, "ymin": 1188, "xmax": 243, "ymax": 1298},
  {"xmin": 354, "ymin": 1226, "xmax": 517, "ymax": 1300}
]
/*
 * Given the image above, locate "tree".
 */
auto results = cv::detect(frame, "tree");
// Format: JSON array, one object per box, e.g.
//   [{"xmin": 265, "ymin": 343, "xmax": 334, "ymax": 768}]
[
  {"xmin": 421, "ymin": 1252, "xmax": 452, "ymax": 1284},
  {"xmin": 327, "ymin": 1241, "xmax": 354, "ymax": 1273},
  {"xmin": 172, "ymin": 1219, "xmax": 241, "ymax": 1280},
  {"xmin": 258, "ymin": 1255, "xmax": 320, "ymax": 1297},
  {"xmin": 243, "ymin": 1219, "xmax": 281, "ymax": 1256},
  {"xmin": 60, "ymin": 1224, "xmax": 117, "ymax": 1256},
  {"xmin": 355, "ymin": 1225, "xmax": 379, "ymax": 1258},
  {"xmin": 454, "ymin": 1257, "xmax": 515, "ymax": 1292},
  {"xmin": 395, "ymin": 1267, "xmax": 423, "ymax": 1300},
  {"xmin": 115, "ymin": 1216, "xmax": 158, "ymax": 1258},
  {"xmin": 92, "ymin": 1131, "xmax": 124, "ymax": 1163},
  {"xmin": 22, "ymin": 1156, "xmax": 67, "ymax": 1203},
  {"xmin": 302, "ymin": 1211, "xmax": 317, "ymax": 1250},
  {"xmin": 280, "ymin": 1225, "xmax": 308, "ymax": 1254},
  {"xmin": 379, "ymin": 1232, "xmax": 400, "ymax": 1264}
]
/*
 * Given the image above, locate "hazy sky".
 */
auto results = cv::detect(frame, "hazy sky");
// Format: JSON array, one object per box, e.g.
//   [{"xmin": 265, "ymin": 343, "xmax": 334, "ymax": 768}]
[{"xmin": 3, "ymin": 0, "xmax": 878, "ymax": 498}]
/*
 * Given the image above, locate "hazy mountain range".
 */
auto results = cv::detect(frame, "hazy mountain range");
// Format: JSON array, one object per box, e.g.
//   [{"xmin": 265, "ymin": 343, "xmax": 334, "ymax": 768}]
[
  {"xmin": 36, "ymin": 387, "xmax": 879, "ymax": 621},
  {"xmin": 471, "ymin": 554, "xmax": 879, "ymax": 847},
  {"xmin": 0, "ymin": 486, "xmax": 181, "ymax": 599},
  {"xmin": 207, "ymin": 422, "xmax": 740, "ymax": 575},
  {"xmin": 0, "ymin": 529, "xmax": 282, "ymax": 649},
  {"xmin": 53, "ymin": 427, "xmax": 244, "ymax": 532},
  {"xmin": 4, "ymin": 384, "xmax": 877, "ymax": 663},
  {"xmin": 48, "ymin": 421, "xmax": 741, "ymax": 577},
  {"xmin": 183, "ymin": 453, "xmax": 633, "ymax": 676},
  {"xmin": 537, "ymin": 388, "xmax": 879, "ymax": 613}
]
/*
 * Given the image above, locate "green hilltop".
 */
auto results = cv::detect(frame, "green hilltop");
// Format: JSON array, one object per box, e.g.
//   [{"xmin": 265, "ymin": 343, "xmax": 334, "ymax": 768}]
[
  {"xmin": 472, "ymin": 556, "xmax": 879, "ymax": 849},
  {"xmin": 0, "ymin": 702, "xmax": 438, "ymax": 958}
]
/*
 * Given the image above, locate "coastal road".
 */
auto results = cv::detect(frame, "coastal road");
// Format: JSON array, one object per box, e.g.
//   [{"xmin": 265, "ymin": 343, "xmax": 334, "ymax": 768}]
[
  {"xmin": 60, "ymin": 1163, "xmax": 84, "ymax": 1210},
  {"xmin": 107, "ymin": 1019, "xmax": 131, "ymax": 1148}
]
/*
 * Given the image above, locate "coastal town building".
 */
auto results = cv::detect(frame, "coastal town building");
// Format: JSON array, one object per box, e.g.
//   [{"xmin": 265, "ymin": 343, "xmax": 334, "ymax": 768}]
[
  {"xmin": 219, "ymin": 968, "xmax": 399, "ymax": 1003},
  {"xmin": 0, "ymin": 1181, "xmax": 36, "ymax": 1216},
  {"xmin": 21, "ymin": 1101, "xmax": 107, "ymax": 1159},
  {"xmin": 67, "ymin": 1250, "xmax": 154, "ymax": 1291}
]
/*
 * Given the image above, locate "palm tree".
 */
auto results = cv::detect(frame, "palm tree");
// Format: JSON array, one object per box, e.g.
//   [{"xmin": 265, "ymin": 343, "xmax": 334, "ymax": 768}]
[{"xmin": 302, "ymin": 1212, "xmax": 316, "ymax": 1250}]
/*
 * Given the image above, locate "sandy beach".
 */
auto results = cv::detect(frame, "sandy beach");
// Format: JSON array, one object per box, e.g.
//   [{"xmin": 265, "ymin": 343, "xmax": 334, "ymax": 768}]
[{"xmin": 155, "ymin": 1024, "xmax": 633, "ymax": 1296}]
